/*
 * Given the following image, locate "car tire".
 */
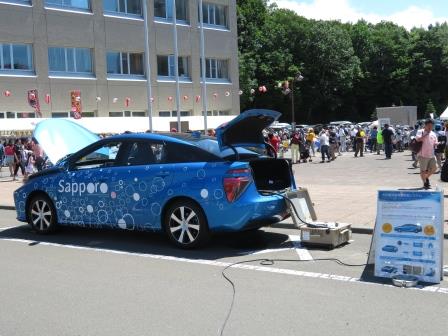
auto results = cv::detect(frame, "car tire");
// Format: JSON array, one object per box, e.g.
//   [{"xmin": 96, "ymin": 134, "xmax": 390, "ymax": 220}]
[
  {"xmin": 27, "ymin": 194, "xmax": 57, "ymax": 234},
  {"xmin": 164, "ymin": 200, "xmax": 209, "ymax": 249}
]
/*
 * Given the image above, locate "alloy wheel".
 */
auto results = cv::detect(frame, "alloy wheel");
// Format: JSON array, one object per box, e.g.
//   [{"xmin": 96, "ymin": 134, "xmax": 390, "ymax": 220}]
[
  {"xmin": 30, "ymin": 199, "xmax": 52, "ymax": 232},
  {"xmin": 168, "ymin": 206, "xmax": 200, "ymax": 245}
]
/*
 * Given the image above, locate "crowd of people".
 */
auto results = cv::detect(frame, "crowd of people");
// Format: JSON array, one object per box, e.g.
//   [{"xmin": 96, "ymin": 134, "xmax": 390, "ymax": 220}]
[
  {"xmin": 0, "ymin": 138, "xmax": 45, "ymax": 181},
  {"xmin": 264, "ymin": 119, "xmax": 447, "ymax": 189},
  {"xmin": 2, "ymin": 120, "xmax": 446, "ymax": 189}
]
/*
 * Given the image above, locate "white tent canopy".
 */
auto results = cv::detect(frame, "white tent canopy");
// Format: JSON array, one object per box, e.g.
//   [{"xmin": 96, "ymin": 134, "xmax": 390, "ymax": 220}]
[
  {"xmin": 0, "ymin": 116, "xmax": 235, "ymax": 135},
  {"xmin": 440, "ymin": 106, "xmax": 448, "ymax": 120}
]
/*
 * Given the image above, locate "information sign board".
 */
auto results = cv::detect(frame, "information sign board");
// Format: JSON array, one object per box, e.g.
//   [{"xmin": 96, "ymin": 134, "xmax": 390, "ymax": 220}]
[{"xmin": 374, "ymin": 190, "xmax": 444, "ymax": 283}]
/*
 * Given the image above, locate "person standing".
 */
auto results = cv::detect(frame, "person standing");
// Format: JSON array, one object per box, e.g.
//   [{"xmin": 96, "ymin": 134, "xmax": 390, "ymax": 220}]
[
  {"xmin": 354, "ymin": 127, "xmax": 365, "ymax": 157},
  {"xmin": 319, "ymin": 130, "xmax": 331, "ymax": 163},
  {"xmin": 290, "ymin": 131, "xmax": 301, "ymax": 164},
  {"xmin": 382, "ymin": 124, "xmax": 394, "ymax": 159},
  {"xmin": 376, "ymin": 127, "xmax": 383, "ymax": 155},
  {"xmin": 268, "ymin": 133, "xmax": 280, "ymax": 154},
  {"xmin": 4, "ymin": 140, "xmax": 15, "ymax": 177},
  {"xmin": 329, "ymin": 128, "xmax": 338, "ymax": 160},
  {"xmin": 338, "ymin": 127, "xmax": 346, "ymax": 153},
  {"xmin": 0, "ymin": 140, "xmax": 4, "ymax": 171},
  {"xmin": 434, "ymin": 124, "xmax": 446, "ymax": 172},
  {"xmin": 32, "ymin": 138, "xmax": 45, "ymax": 172},
  {"xmin": 416, "ymin": 119, "xmax": 438, "ymax": 189},
  {"xmin": 370, "ymin": 126, "xmax": 378, "ymax": 153},
  {"xmin": 13, "ymin": 139, "xmax": 26, "ymax": 181},
  {"xmin": 305, "ymin": 128, "xmax": 316, "ymax": 157},
  {"xmin": 410, "ymin": 125, "xmax": 419, "ymax": 168}
]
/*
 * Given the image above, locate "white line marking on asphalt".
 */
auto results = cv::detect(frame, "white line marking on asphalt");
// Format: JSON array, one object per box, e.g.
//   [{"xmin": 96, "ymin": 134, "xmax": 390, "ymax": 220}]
[
  {"xmin": 3, "ymin": 237, "xmax": 446, "ymax": 295},
  {"xmin": 250, "ymin": 247, "xmax": 293, "ymax": 255},
  {"xmin": 288, "ymin": 234, "xmax": 313, "ymax": 260}
]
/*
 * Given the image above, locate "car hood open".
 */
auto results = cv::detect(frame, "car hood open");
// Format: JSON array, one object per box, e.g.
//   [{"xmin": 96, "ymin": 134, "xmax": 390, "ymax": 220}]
[
  {"xmin": 215, "ymin": 109, "xmax": 281, "ymax": 150},
  {"xmin": 33, "ymin": 119, "xmax": 100, "ymax": 164}
]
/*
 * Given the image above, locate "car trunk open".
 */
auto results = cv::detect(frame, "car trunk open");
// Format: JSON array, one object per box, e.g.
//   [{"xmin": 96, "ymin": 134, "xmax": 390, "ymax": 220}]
[{"xmin": 249, "ymin": 158, "xmax": 292, "ymax": 191}]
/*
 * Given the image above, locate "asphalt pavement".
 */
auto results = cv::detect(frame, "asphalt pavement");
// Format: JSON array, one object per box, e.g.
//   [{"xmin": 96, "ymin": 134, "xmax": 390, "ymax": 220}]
[{"xmin": 0, "ymin": 210, "xmax": 447, "ymax": 336}]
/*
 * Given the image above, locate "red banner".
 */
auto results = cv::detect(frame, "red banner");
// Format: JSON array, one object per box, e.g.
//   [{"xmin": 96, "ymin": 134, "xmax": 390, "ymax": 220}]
[
  {"xmin": 27, "ymin": 89, "xmax": 42, "ymax": 117},
  {"xmin": 70, "ymin": 90, "xmax": 82, "ymax": 119}
]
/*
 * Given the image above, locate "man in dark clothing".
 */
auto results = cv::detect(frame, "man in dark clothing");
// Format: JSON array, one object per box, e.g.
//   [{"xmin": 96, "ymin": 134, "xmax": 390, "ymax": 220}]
[{"xmin": 382, "ymin": 124, "xmax": 394, "ymax": 159}]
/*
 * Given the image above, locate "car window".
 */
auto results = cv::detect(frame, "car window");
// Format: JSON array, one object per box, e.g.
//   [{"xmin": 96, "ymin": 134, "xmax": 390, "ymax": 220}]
[
  {"xmin": 165, "ymin": 142, "xmax": 219, "ymax": 163},
  {"xmin": 125, "ymin": 141, "xmax": 166, "ymax": 166},
  {"xmin": 73, "ymin": 142, "xmax": 122, "ymax": 170}
]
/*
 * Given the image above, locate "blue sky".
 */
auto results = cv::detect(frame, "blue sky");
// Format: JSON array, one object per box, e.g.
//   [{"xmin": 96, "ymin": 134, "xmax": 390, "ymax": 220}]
[
  {"xmin": 350, "ymin": 0, "xmax": 448, "ymax": 16},
  {"xmin": 274, "ymin": 0, "xmax": 448, "ymax": 29}
]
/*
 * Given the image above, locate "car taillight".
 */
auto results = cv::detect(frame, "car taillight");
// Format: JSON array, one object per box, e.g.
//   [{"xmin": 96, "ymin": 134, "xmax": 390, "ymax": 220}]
[{"xmin": 223, "ymin": 169, "xmax": 251, "ymax": 202}]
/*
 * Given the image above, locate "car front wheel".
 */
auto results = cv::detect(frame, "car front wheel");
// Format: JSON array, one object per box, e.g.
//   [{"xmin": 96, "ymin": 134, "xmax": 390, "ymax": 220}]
[
  {"xmin": 27, "ymin": 194, "xmax": 57, "ymax": 234},
  {"xmin": 164, "ymin": 200, "xmax": 209, "ymax": 248}
]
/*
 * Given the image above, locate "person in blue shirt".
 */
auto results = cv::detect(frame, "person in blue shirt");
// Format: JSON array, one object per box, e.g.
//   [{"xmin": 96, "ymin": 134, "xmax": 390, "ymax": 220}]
[{"xmin": 370, "ymin": 126, "xmax": 378, "ymax": 153}]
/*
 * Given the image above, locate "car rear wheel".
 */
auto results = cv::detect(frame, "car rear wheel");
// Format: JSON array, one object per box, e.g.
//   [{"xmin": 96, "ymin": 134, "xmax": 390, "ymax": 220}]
[
  {"xmin": 27, "ymin": 194, "xmax": 57, "ymax": 234},
  {"xmin": 164, "ymin": 200, "xmax": 209, "ymax": 248}
]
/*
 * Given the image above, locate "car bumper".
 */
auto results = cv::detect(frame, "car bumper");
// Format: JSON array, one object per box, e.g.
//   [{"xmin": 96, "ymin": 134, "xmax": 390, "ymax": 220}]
[{"xmin": 205, "ymin": 193, "xmax": 289, "ymax": 232}]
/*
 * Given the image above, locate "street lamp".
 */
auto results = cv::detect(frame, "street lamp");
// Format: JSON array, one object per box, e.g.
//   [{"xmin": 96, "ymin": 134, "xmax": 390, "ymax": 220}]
[{"xmin": 290, "ymin": 72, "xmax": 304, "ymax": 129}]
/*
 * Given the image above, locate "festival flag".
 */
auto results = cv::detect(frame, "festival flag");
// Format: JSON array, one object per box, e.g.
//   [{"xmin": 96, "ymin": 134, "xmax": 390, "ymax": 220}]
[
  {"xmin": 70, "ymin": 90, "xmax": 82, "ymax": 119},
  {"xmin": 27, "ymin": 89, "xmax": 42, "ymax": 117}
]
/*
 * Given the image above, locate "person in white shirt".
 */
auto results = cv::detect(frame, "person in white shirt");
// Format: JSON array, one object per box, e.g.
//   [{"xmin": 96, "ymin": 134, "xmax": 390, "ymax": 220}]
[
  {"xmin": 319, "ymin": 130, "xmax": 331, "ymax": 163},
  {"xmin": 338, "ymin": 127, "xmax": 346, "ymax": 153}
]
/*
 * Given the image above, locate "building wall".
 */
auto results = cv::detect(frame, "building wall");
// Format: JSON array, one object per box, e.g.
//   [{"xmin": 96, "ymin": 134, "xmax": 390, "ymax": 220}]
[{"xmin": 0, "ymin": 0, "xmax": 239, "ymax": 120}]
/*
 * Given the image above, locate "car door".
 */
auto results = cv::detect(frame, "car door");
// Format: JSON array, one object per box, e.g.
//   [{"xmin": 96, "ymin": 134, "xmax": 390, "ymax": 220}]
[
  {"xmin": 115, "ymin": 139, "xmax": 175, "ymax": 231},
  {"xmin": 57, "ymin": 140, "xmax": 128, "ymax": 227}
]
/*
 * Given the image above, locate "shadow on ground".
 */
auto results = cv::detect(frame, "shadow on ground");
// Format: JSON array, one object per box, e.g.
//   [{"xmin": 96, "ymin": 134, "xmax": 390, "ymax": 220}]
[{"xmin": 0, "ymin": 224, "xmax": 291, "ymax": 261}]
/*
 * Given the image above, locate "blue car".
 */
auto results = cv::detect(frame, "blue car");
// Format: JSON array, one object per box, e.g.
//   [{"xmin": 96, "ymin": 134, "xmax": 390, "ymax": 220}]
[
  {"xmin": 382, "ymin": 245, "xmax": 398, "ymax": 253},
  {"xmin": 394, "ymin": 224, "xmax": 422, "ymax": 233},
  {"xmin": 14, "ymin": 109, "xmax": 295, "ymax": 248}
]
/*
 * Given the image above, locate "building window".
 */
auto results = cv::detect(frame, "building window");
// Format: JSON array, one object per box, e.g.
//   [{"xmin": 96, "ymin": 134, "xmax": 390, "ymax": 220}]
[
  {"xmin": 154, "ymin": 0, "xmax": 188, "ymax": 22},
  {"xmin": 104, "ymin": 0, "xmax": 142, "ymax": 16},
  {"xmin": 107, "ymin": 52, "xmax": 144, "ymax": 76},
  {"xmin": 45, "ymin": 0, "xmax": 91, "ymax": 10},
  {"xmin": 48, "ymin": 47, "xmax": 93, "ymax": 74},
  {"xmin": 201, "ymin": 58, "xmax": 229, "ymax": 80},
  {"xmin": 52, "ymin": 112, "xmax": 95, "ymax": 118},
  {"xmin": 5, "ymin": 112, "xmax": 35, "ymax": 118},
  {"xmin": 200, "ymin": 2, "xmax": 227, "ymax": 27},
  {"xmin": 109, "ymin": 111, "xmax": 146, "ymax": 117},
  {"xmin": 0, "ymin": 43, "xmax": 33, "ymax": 72},
  {"xmin": 157, "ymin": 55, "xmax": 190, "ymax": 79},
  {"xmin": 159, "ymin": 111, "xmax": 191, "ymax": 117}
]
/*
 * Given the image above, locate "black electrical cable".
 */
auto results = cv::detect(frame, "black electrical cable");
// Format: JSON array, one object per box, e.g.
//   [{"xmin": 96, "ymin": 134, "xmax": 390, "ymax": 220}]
[
  {"xmin": 218, "ymin": 257, "xmax": 368, "ymax": 336},
  {"xmin": 219, "ymin": 189, "xmax": 365, "ymax": 335},
  {"xmin": 259, "ymin": 189, "xmax": 328, "ymax": 228}
]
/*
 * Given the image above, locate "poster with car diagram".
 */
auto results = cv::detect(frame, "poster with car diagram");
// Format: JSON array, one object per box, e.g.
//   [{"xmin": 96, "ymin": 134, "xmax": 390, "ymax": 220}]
[{"xmin": 374, "ymin": 190, "xmax": 444, "ymax": 283}]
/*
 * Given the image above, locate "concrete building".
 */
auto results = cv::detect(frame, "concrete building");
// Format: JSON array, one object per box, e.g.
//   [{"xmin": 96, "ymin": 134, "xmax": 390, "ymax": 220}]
[{"xmin": 0, "ymin": 0, "xmax": 239, "ymax": 124}]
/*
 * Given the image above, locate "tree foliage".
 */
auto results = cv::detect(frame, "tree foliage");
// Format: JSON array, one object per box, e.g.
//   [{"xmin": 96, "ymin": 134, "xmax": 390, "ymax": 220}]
[{"xmin": 237, "ymin": 0, "xmax": 448, "ymax": 123}]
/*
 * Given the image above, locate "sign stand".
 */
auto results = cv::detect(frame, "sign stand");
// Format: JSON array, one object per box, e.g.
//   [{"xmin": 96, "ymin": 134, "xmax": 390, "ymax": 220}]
[{"xmin": 368, "ymin": 189, "xmax": 444, "ymax": 284}]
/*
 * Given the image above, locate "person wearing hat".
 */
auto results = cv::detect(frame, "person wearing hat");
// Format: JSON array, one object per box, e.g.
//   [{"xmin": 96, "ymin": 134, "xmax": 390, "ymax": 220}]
[{"xmin": 416, "ymin": 119, "xmax": 438, "ymax": 189}]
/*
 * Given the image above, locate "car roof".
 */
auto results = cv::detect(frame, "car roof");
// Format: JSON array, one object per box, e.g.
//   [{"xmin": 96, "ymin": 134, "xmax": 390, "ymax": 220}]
[{"xmin": 104, "ymin": 132, "xmax": 214, "ymax": 146}]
